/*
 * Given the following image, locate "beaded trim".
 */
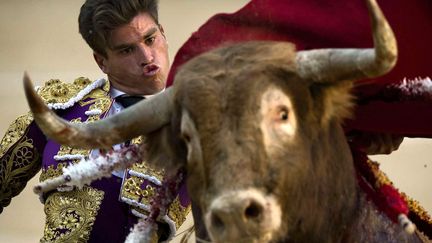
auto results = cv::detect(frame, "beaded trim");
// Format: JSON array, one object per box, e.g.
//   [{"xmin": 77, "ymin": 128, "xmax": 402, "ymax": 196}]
[
  {"xmin": 45, "ymin": 78, "xmax": 106, "ymax": 110},
  {"xmin": 84, "ymin": 109, "xmax": 103, "ymax": 116},
  {"xmin": 128, "ymin": 169, "xmax": 162, "ymax": 186}
]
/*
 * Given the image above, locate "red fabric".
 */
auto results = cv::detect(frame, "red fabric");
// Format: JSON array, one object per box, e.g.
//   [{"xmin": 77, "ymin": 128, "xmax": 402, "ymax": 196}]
[
  {"xmin": 380, "ymin": 185, "xmax": 409, "ymax": 216},
  {"xmin": 167, "ymin": 0, "xmax": 432, "ymax": 137},
  {"xmin": 351, "ymin": 145, "xmax": 431, "ymax": 235}
]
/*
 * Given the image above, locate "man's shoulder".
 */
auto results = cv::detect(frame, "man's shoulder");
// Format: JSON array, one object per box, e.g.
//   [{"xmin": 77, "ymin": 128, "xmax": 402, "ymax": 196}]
[{"xmin": 37, "ymin": 77, "xmax": 110, "ymax": 110}]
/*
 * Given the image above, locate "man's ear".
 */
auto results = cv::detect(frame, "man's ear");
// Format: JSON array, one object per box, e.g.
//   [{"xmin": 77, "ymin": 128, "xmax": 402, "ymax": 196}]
[{"xmin": 93, "ymin": 52, "xmax": 108, "ymax": 74}]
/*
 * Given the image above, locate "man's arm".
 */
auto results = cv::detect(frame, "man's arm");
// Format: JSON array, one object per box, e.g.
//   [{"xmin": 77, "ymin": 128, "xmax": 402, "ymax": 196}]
[{"xmin": 0, "ymin": 113, "xmax": 46, "ymax": 213}]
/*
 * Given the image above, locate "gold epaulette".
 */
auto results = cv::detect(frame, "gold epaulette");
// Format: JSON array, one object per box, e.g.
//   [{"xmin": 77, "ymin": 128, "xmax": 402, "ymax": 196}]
[
  {"xmin": 38, "ymin": 77, "xmax": 113, "ymax": 182},
  {"xmin": 0, "ymin": 77, "xmax": 110, "ymax": 159},
  {"xmin": 37, "ymin": 77, "xmax": 110, "ymax": 109}
]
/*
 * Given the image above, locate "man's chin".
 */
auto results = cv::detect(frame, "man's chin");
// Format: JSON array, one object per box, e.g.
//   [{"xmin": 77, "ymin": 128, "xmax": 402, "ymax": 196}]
[{"xmin": 146, "ymin": 77, "xmax": 166, "ymax": 93}]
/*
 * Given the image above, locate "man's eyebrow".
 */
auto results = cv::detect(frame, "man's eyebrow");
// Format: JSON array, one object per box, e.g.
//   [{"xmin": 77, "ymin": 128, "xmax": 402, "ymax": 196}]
[
  {"xmin": 143, "ymin": 27, "xmax": 158, "ymax": 39},
  {"xmin": 111, "ymin": 27, "xmax": 159, "ymax": 51},
  {"xmin": 112, "ymin": 43, "xmax": 133, "ymax": 51}
]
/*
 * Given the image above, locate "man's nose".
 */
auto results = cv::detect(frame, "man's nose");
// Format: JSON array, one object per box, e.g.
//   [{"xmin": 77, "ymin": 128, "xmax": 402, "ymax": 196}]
[{"xmin": 137, "ymin": 44, "xmax": 153, "ymax": 66}]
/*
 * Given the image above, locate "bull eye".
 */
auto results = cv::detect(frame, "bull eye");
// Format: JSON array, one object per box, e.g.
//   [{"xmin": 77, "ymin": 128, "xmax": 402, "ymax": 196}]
[{"xmin": 279, "ymin": 108, "xmax": 289, "ymax": 121}]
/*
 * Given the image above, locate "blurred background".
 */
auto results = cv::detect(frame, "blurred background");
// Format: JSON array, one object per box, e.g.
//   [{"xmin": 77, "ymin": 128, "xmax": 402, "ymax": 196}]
[{"xmin": 0, "ymin": 1, "xmax": 430, "ymax": 242}]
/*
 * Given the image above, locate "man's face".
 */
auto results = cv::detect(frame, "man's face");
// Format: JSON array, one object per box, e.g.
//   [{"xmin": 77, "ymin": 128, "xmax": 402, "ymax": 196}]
[{"xmin": 95, "ymin": 12, "xmax": 169, "ymax": 95}]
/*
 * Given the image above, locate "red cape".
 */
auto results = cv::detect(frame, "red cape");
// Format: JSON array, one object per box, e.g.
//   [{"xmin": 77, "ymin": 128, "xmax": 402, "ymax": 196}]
[{"xmin": 167, "ymin": 0, "xmax": 432, "ymax": 137}]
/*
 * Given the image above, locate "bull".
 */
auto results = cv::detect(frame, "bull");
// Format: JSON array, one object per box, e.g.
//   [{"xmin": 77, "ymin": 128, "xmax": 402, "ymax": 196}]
[{"xmin": 22, "ymin": 0, "xmax": 429, "ymax": 242}]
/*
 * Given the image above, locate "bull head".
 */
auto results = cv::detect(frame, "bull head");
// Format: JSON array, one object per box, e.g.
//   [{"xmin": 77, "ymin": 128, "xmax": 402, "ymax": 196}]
[{"xmin": 24, "ymin": 0, "xmax": 397, "ymax": 242}]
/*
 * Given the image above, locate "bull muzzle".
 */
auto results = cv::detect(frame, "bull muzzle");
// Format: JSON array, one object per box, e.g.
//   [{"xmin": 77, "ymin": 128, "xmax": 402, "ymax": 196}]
[{"xmin": 205, "ymin": 189, "xmax": 282, "ymax": 243}]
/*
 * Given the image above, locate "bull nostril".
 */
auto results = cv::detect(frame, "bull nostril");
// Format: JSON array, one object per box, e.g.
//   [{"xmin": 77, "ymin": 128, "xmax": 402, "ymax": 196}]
[{"xmin": 244, "ymin": 201, "xmax": 263, "ymax": 220}]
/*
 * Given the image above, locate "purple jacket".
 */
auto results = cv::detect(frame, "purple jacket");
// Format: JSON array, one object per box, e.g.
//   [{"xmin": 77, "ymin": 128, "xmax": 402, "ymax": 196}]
[{"xmin": 0, "ymin": 77, "xmax": 190, "ymax": 242}]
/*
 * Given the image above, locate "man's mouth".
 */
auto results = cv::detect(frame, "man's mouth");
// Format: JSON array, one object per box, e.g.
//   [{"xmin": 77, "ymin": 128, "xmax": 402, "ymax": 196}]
[{"xmin": 143, "ymin": 64, "xmax": 160, "ymax": 76}]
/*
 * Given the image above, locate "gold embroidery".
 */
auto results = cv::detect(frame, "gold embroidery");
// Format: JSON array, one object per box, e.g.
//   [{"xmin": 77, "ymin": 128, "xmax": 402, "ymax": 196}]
[
  {"xmin": 122, "ymin": 176, "xmax": 157, "ymax": 204},
  {"xmin": 130, "ymin": 162, "xmax": 165, "ymax": 183},
  {"xmin": 37, "ymin": 77, "xmax": 110, "ymax": 107},
  {"xmin": 120, "ymin": 161, "xmax": 190, "ymax": 230},
  {"xmin": 1, "ymin": 136, "xmax": 41, "ymax": 209},
  {"xmin": 168, "ymin": 197, "xmax": 191, "ymax": 229},
  {"xmin": 83, "ymin": 88, "xmax": 109, "ymax": 102},
  {"xmin": 130, "ymin": 195, "xmax": 191, "ymax": 230},
  {"xmin": 38, "ymin": 78, "xmax": 89, "ymax": 104},
  {"xmin": 55, "ymin": 118, "xmax": 90, "ymax": 162},
  {"xmin": 123, "ymin": 176, "xmax": 145, "ymax": 202},
  {"xmin": 120, "ymin": 161, "xmax": 165, "ymax": 212},
  {"xmin": 56, "ymin": 145, "xmax": 72, "ymax": 158},
  {"xmin": 80, "ymin": 77, "xmax": 111, "ymax": 116},
  {"xmin": 73, "ymin": 77, "xmax": 92, "ymax": 87},
  {"xmin": 0, "ymin": 113, "xmax": 33, "ymax": 158},
  {"xmin": 80, "ymin": 83, "xmax": 112, "ymax": 125},
  {"xmin": 85, "ymin": 115, "xmax": 101, "ymax": 123},
  {"xmin": 55, "ymin": 146, "xmax": 87, "ymax": 162},
  {"xmin": 38, "ymin": 75, "xmax": 112, "ymax": 184},
  {"xmin": 89, "ymin": 98, "xmax": 111, "ymax": 112},
  {"xmin": 141, "ymin": 185, "xmax": 156, "ymax": 198},
  {"xmin": 41, "ymin": 186, "xmax": 104, "ymax": 243},
  {"xmin": 38, "ymin": 77, "xmax": 111, "ymax": 163},
  {"xmin": 1, "ymin": 77, "xmax": 109, "ymax": 159},
  {"xmin": 40, "ymin": 163, "xmax": 68, "ymax": 182},
  {"xmin": 80, "ymin": 91, "xmax": 111, "ymax": 115},
  {"xmin": 2, "ymin": 137, "xmax": 40, "ymax": 175}
]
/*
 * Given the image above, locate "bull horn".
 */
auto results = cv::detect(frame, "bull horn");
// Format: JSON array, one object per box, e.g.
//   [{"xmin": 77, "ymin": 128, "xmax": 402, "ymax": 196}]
[
  {"xmin": 23, "ymin": 72, "xmax": 173, "ymax": 149},
  {"xmin": 296, "ymin": 0, "xmax": 397, "ymax": 82}
]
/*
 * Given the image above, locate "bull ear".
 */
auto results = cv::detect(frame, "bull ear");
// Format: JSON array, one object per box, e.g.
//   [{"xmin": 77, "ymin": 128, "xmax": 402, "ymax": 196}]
[
  {"xmin": 296, "ymin": 0, "xmax": 397, "ymax": 83},
  {"xmin": 179, "ymin": 108, "xmax": 208, "ymax": 190},
  {"xmin": 180, "ymin": 109, "xmax": 203, "ymax": 165},
  {"xmin": 313, "ymin": 81, "xmax": 354, "ymax": 125},
  {"xmin": 144, "ymin": 109, "xmax": 204, "ymax": 172},
  {"xmin": 144, "ymin": 124, "xmax": 183, "ymax": 171}
]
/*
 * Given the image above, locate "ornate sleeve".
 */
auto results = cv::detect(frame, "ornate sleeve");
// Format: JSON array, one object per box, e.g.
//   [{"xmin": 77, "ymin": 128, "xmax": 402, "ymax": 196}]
[{"xmin": 0, "ymin": 113, "xmax": 46, "ymax": 213}]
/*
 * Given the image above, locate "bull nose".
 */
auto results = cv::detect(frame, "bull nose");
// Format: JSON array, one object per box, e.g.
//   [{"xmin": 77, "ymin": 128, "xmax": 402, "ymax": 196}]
[
  {"xmin": 210, "ymin": 198, "xmax": 264, "ymax": 230},
  {"xmin": 206, "ymin": 189, "xmax": 281, "ymax": 242}
]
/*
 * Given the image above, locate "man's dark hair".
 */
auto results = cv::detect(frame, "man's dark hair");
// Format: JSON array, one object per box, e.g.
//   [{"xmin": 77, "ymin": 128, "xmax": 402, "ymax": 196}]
[{"xmin": 79, "ymin": 0, "xmax": 159, "ymax": 57}]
